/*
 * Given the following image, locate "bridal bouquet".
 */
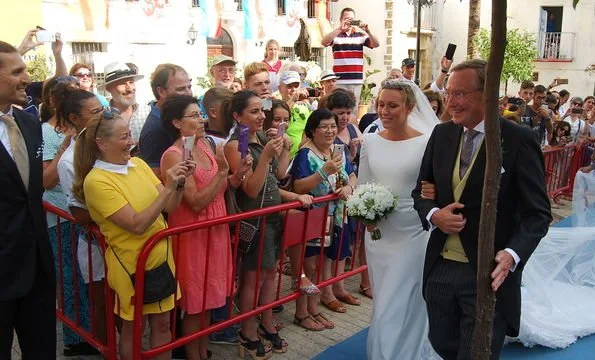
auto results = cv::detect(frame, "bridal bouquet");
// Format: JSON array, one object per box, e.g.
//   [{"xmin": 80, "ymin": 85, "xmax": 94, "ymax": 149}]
[{"xmin": 346, "ymin": 183, "xmax": 398, "ymax": 240}]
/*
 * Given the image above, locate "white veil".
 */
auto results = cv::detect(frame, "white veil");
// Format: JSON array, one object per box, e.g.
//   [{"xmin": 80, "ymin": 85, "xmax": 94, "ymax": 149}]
[
  {"xmin": 377, "ymin": 79, "xmax": 440, "ymax": 135},
  {"xmin": 514, "ymin": 170, "xmax": 595, "ymax": 348}
]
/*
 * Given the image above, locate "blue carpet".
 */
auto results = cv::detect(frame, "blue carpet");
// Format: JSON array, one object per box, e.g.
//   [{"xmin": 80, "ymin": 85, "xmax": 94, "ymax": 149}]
[
  {"xmin": 313, "ymin": 328, "xmax": 595, "ymax": 360},
  {"xmin": 314, "ymin": 215, "xmax": 595, "ymax": 359}
]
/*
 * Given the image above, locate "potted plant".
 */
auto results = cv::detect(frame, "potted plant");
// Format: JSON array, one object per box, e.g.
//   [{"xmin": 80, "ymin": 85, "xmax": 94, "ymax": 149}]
[{"xmin": 358, "ymin": 54, "xmax": 381, "ymax": 119}]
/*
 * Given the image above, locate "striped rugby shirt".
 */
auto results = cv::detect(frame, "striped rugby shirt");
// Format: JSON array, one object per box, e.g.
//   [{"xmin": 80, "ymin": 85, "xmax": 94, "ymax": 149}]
[{"xmin": 331, "ymin": 31, "xmax": 372, "ymax": 85}]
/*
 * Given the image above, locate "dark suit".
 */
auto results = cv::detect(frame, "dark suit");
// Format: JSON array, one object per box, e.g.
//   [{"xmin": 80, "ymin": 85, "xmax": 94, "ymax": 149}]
[
  {"xmin": 0, "ymin": 108, "xmax": 56, "ymax": 359},
  {"xmin": 412, "ymin": 119, "xmax": 551, "ymax": 359}
]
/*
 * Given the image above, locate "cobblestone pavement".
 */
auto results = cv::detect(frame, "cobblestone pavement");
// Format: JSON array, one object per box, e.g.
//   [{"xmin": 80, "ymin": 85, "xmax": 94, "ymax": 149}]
[{"xmin": 12, "ymin": 201, "xmax": 572, "ymax": 360}]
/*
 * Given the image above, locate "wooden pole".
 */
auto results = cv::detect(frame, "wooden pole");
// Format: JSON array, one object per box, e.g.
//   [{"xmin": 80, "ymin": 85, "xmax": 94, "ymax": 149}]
[{"xmin": 471, "ymin": 0, "xmax": 507, "ymax": 359}]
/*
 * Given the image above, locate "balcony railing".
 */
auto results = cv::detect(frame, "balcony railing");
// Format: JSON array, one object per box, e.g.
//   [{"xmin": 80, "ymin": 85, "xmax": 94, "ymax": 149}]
[
  {"xmin": 535, "ymin": 32, "xmax": 575, "ymax": 62},
  {"xmin": 413, "ymin": 4, "xmax": 437, "ymax": 31}
]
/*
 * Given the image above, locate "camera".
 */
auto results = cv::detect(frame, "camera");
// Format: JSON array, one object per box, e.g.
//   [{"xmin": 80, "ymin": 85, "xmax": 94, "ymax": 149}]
[
  {"xmin": 350, "ymin": 20, "xmax": 361, "ymax": 26},
  {"xmin": 572, "ymin": 108, "xmax": 584, "ymax": 114},
  {"xmin": 307, "ymin": 88, "xmax": 320, "ymax": 98},
  {"xmin": 507, "ymin": 97, "xmax": 524, "ymax": 112}
]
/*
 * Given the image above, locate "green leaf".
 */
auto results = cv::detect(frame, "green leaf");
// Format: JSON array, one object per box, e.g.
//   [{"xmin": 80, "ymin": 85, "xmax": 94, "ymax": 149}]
[
  {"xmin": 473, "ymin": 28, "xmax": 537, "ymax": 85},
  {"xmin": 573, "ymin": 0, "xmax": 580, "ymax": 9}
]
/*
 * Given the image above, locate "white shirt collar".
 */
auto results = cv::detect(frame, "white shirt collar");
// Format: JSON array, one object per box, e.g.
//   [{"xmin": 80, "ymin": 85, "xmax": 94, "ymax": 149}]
[
  {"xmin": 0, "ymin": 107, "xmax": 14, "ymax": 117},
  {"xmin": 466, "ymin": 120, "xmax": 485, "ymax": 134},
  {"xmin": 93, "ymin": 159, "xmax": 136, "ymax": 175}
]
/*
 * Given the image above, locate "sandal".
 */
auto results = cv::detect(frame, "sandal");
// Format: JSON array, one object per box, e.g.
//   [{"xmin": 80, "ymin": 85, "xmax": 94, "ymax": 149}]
[
  {"xmin": 312, "ymin": 312, "xmax": 335, "ymax": 329},
  {"xmin": 321, "ymin": 299, "xmax": 346, "ymax": 313},
  {"xmin": 359, "ymin": 285, "xmax": 373, "ymax": 299},
  {"xmin": 293, "ymin": 314, "xmax": 324, "ymax": 331},
  {"xmin": 257, "ymin": 314, "xmax": 284, "ymax": 331},
  {"xmin": 292, "ymin": 274, "xmax": 320, "ymax": 296},
  {"xmin": 238, "ymin": 331, "xmax": 272, "ymax": 360},
  {"xmin": 335, "ymin": 293, "xmax": 361, "ymax": 306},
  {"xmin": 258, "ymin": 324, "xmax": 288, "ymax": 353}
]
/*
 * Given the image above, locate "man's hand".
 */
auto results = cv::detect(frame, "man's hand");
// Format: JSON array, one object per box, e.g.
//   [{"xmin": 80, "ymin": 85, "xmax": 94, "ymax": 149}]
[
  {"xmin": 359, "ymin": 22, "xmax": 370, "ymax": 33},
  {"xmin": 440, "ymin": 56, "xmax": 453, "ymax": 72},
  {"xmin": 339, "ymin": 18, "xmax": 351, "ymax": 33},
  {"xmin": 491, "ymin": 250, "xmax": 515, "ymax": 291},
  {"xmin": 17, "ymin": 29, "xmax": 42, "ymax": 56},
  {"xmin": 431, "ymin": 202, "xmax": 466, "ymax": 234}
]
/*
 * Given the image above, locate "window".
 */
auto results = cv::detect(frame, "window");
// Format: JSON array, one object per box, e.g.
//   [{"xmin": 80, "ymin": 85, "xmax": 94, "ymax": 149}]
[
  {"xmin": 192, "ymin": 0, "xmax": 199, "ymax": 7},
  {"xmin": 278, "ymin": 0, "xmax": 285, "ymax": 15},
  {"xmin": 280, "ymin": 46, "xmax": 323, "ymax": 63},
  {"xmin": 307, "ymin": 0, "xmax": 316, "ymax": 18},
  {"xmin": 72, "ymin": 42, "xmax": 107, "ymax": 54}
]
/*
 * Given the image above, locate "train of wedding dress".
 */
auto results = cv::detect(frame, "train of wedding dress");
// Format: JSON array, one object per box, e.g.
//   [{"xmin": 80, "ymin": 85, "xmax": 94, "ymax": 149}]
[{"xmin": 513, "ymin": 170, "xmax": 595, "ymax": 348}]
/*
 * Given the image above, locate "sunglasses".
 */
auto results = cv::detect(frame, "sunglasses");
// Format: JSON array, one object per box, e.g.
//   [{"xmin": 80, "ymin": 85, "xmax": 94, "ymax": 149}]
[
  {"xmin": 94, "ymin": 107, "xmax": 121, "ymax": 139},
  {"xmin": 572, "ymin": 102, "xmax": 583, "ymax": 106},
  {"xmin": 405, "ymin": 64, "xmax": 415, "ymax": 69},
  {"xmin": 75, "ymin": 72, "xmax": 92, "ymax": 79}
]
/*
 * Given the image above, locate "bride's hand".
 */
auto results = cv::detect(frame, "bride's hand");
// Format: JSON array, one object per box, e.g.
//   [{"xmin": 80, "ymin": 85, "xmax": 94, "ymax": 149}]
[
  {"xmin": 366, "ymin": 224, "xmax": 377, "ymax": 232},
  {"xmin": 421, "ymin": 181, "xmax": 437, "ymax": 200}
]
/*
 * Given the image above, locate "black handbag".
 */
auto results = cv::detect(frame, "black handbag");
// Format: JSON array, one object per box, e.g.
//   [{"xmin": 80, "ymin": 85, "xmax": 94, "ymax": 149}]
[
  {"xmin": 225, "ymin": 170, "xmax": 268, "ymax": 255},
  {"xmin": 111, "ymin": 239, "xmax": 176, "ymax": 305}
]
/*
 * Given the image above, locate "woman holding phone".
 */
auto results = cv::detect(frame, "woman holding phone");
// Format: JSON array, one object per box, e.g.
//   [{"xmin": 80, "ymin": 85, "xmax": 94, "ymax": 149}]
[
  {"xmin": 160, "ymin": 95, "xmax": 251, "ymax": 360},
  {"xmin": 223, "ymin": 90, "xmax": 301, "ymax": 359},
  {"xmin": 291, "ymin": 109, "xmax": 357, "ymax": 323}
]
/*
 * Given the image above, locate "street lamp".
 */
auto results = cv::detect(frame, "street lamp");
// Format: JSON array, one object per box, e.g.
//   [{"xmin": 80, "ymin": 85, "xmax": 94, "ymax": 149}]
[{"xmin": 187, "ymin": 24, "xmax": 198, "ymax": 45}]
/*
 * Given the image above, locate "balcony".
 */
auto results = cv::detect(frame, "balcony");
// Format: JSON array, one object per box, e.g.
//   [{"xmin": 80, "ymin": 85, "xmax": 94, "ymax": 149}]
[
  {"xmin": 534, "ymin": 32, "xmax": 575, "ymax": 62},
  {"xmin": 413, "ymin": 4, "xmax": 438, "ymax": 31}
]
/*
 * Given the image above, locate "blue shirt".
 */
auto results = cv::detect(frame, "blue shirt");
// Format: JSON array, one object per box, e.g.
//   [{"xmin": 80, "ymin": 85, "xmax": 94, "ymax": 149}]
[{"xmin": 138, "ymin": 102, "xmax": 175, "ymax": 168}]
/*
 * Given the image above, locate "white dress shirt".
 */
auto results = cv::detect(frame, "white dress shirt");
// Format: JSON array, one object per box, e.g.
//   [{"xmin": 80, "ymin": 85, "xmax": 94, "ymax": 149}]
[
  {"xmin": 0, "ymin": 107, "xmax": 15, "ymax": 159},
  {"xmin": 425, "ymin": 121, "xmax": 521, "ymax": 270}
]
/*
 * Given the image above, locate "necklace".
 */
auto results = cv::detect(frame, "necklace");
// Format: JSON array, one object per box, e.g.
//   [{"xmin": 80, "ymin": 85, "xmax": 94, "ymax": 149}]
[{"xmin": 312, "ymin": 143, "xmax": 331, "ymax": 162}]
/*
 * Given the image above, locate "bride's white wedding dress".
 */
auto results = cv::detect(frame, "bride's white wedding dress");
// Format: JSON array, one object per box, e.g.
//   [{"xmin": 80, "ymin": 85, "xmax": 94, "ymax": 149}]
[{"xmin": 359, "ymin": 133, "xmax": 438, "ymax": 360}]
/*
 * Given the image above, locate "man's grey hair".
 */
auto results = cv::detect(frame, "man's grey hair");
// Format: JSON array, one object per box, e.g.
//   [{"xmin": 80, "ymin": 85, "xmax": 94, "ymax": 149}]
[{"xmin": 450, "ymin": 59, "xmax": 487, "ymax": 90}]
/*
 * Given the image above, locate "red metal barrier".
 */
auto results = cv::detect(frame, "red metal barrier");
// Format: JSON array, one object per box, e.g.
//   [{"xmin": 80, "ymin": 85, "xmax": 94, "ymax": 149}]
[
  {"xmin": 43, "ymin": 202, "xmax": 118, "ymax": 360},
  {"xmin": 544, "ymin": 142, "xmax": 593, "ymax": 202},
  {"xmin": 130, "ymin": 194, "xmax": 366, "ymax": 360}
]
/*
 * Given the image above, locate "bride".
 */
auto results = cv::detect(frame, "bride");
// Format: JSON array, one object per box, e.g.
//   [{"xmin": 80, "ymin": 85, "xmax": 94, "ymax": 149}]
[{"xmin": 358, "ymin": 79, "xmax": 439, "ymax": 359}]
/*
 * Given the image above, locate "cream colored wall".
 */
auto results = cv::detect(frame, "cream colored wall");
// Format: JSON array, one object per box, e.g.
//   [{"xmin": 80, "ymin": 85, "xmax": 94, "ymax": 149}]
[{"xmin": 0, "ymin": 0, "xmax": 43, "ymax": 46}]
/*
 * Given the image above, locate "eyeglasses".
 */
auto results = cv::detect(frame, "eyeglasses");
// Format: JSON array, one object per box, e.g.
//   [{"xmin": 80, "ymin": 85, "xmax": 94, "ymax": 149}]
[
  {"xmin": 75, "ymin": 72, "xmax": 92, "ymax": 79},
  {"xmin": 182, "ymin": 112, "xmax": 203, "ymax": 120},
  {"xmin": 444, "ymin": 89, "xmax": 482, "ymax": 100},
  {"xmin": 317, "ymin": 124, "xmax": 338, "ymax": 132},
  {"xmin": 215, "ymin": 68, "xmax": 236, "ymax": 75},
  {"xmin": 94, "ymin": 107, "xmax": 121, "ymax": 139}
]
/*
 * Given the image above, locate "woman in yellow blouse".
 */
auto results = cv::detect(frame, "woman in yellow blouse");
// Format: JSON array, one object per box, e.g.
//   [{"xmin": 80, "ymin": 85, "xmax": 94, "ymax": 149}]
[{"xmin": 72, "ymin": 110, "xmax": 194, "ymax": 360}]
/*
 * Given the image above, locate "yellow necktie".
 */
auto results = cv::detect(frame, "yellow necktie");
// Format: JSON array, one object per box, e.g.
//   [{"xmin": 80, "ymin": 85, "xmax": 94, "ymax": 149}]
[{"xmin": 1, "ymin": 114, "xmax": 29, "ymax": 190}]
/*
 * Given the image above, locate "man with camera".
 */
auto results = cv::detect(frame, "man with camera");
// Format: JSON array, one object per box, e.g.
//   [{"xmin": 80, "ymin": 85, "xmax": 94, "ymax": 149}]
[
  {"xmin": 520, "ymin": 85, "xmax": 554, "ymax": 146},
  {"xmin": 321, "ymin": 7, "xmax": 379, "ymax": 106}
]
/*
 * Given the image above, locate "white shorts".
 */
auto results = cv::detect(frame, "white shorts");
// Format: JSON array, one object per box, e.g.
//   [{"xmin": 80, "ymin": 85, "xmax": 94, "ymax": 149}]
[{"xmin": 77, "ymin": 233, "xmax": 106, "ymax": 284}]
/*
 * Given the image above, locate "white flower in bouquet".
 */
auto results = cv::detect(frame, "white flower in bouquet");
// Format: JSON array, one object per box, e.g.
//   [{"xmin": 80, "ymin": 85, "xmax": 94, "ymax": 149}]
[{"xmin": 346, "ymin": 183, "xmax": 398, "ymax": 240}]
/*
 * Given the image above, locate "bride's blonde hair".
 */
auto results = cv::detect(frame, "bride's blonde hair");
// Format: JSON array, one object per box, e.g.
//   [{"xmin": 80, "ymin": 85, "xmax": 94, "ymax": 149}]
[{"xmin": 380, "ymin": 80, "xmax": 417, "ymax": 110}]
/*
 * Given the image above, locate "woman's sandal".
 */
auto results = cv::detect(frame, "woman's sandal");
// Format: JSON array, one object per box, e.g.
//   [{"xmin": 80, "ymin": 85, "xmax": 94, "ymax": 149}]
[
  {"xmin": 321, "ymin": 299, "xmax": 347, "ymax": 313},
  {"xmin": 312, "ymin": 312, "xmax": 335, "ymax": 329},
  {"xmin": 238, "ymin": 331, "xmax": 272, "ymax": 360},
  {"xmin": 293, "ymin": 314, "xmax": 325, "ymax": 331},
  {"xmin": 335, "ymin": 293, "xmax": 361, "ymax": 306},
  {"xmin": 359, "ymin": 285, "xmax": 373, "ymax": 299},
  {"xmin": 258, "ymin": 324, "xmax": 288, "ymax": 353},
  {"xmin": 257, "ymin": 314, "xmax": 284, "ymax": 331},
  {"xmin": 292, "ymin": 274, "xmax": 321, "ymax": 296}
]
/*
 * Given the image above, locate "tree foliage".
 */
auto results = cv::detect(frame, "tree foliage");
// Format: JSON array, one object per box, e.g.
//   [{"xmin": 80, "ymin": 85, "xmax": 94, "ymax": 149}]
[
  {"xmin": 25, "ymin": 52, "xmax": 52, "ymax": 82},
  {"xmin": 474, "ymin": 28, "xmax": 537, "ymax": 92}
]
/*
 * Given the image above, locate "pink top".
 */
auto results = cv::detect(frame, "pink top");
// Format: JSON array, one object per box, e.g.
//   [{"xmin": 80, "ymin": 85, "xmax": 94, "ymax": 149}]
[{"xmin": 161, "ymin": 140, "xmax": 232, "ymax": 314}]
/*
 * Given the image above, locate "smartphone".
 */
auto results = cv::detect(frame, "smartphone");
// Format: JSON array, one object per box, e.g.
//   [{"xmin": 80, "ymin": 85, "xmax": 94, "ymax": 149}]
[
  {"xmin": 557, "ymin": 78, "xmax": 569, "ymax": 85},
  {"xmin": 350, "ymin": 20, "xmax": 361, "ymax": 26},
  {"xmin": 182, "ymin": 135, "xmax": 195, "ymax": 161},
  {"xmin": 277, "ymin": 122, "xmax": 287, "ymax": 138},
  {"xmin": 307, "ymin": 88, "xmax": 320, "ymax": 98},
  {"xmin": 36, "ymin": 30, "xmax": 55, "ymax": 43},
  {"xmin": 572, "ymin": 108, "xmax": 584, "ymax": 114},
  {"xmin": 333, "ymin": 144, "xmax": 345, "ymax": 158},
  {"xmin": 238, "ymin": 124, "xmax": 249, "ymax": 159},
  {"xmin": 445, "ymin": 43, "xmax": 457, "ymax": 60}
]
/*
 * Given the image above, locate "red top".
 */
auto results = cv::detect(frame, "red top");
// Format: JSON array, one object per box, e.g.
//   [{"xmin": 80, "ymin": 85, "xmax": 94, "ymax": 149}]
[{"xmin": 263, "ymin": 59, "xmax": 282, "ymax": 73}]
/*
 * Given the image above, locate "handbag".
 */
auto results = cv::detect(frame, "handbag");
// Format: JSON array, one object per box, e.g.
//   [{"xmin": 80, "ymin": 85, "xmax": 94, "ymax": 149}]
[
  {"xmin": 225, "ymin": 170, "xmax": 268, "ymax": 255},
  {"xmin": 111, "ymin": 239, "xmax": 176, "ymax": 305}
]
